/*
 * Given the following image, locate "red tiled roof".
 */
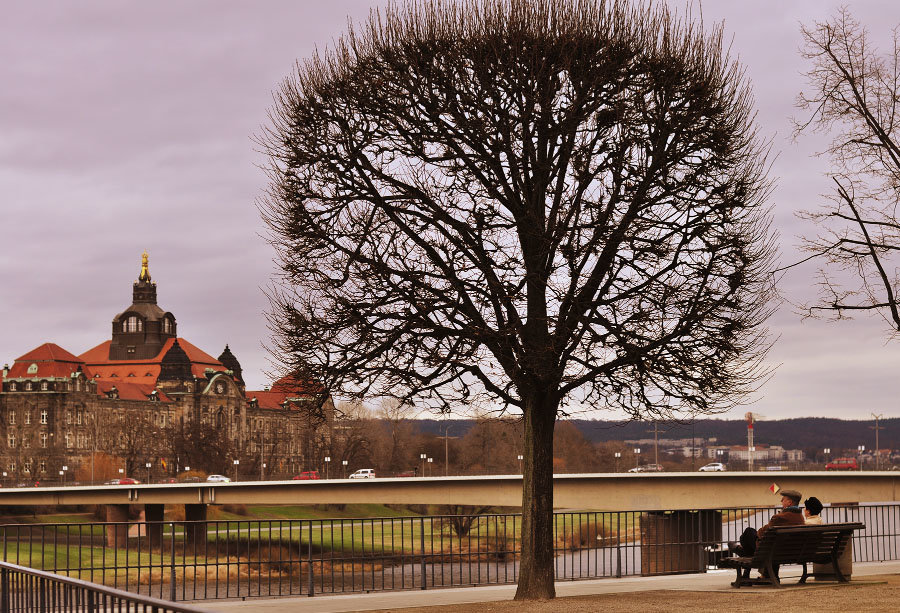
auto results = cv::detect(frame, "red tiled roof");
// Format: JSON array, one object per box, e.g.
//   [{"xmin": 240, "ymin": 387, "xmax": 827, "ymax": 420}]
[
  {"xmin": 14, "ymin": 342, "xmax": 84, "ymax": 364},
  {"xmin": 79, "ymin": 337, "xmax": 226, "ymax": 384},
  {"xmin": 5, "ymin": 343, "xmax": 92, "ymax": 379},
  {"xmin": 96, "ymin": 380, "xmax": 170, "ymax": 402},
  {"xmin": 246, "ymin": 375, "xmax": 324, "ymax": 411}
]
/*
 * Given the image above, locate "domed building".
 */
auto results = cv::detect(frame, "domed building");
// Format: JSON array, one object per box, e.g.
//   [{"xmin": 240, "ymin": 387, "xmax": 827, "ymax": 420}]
[{"xmin": 0, "ymin": 253, "xmax": 332, "ymax": 482}]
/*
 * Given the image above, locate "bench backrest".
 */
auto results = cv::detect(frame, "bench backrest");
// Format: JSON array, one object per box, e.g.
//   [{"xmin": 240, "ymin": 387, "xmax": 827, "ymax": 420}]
[{"xmin": 752, "ymin": 522, "xmax": 864, "ymax": 566}]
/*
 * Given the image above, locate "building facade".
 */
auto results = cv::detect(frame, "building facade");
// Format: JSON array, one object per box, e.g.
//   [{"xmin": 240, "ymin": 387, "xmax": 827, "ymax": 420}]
[{"xmin": 0, "ymin": 254, "xmax": 332, "ymax": 483}]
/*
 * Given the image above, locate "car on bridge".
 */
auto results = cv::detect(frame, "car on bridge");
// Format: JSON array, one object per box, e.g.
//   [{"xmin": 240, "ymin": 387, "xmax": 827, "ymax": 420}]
[
  {"xmin": 293, "ymin": 471, "xmax": 320, "ymax": 480},
  {"xmin": 698, "ymin": 462, "xmax": 726, "ymax": 472},
  {"xmin": 349, "ymin": 468, "xmax": 376, "ymax": 479},
  {"xmin": 826, "ymin": 457, "xmax": 859, "ymax": 470},
  {"xmin": 627, "ymin": 464, "xmax": 664, "ymax": 473},
  {"xmin": 104, "ymin": 477, "xmax": 141, "ymax": 485},
  {"xmin": 206, "ymin": 474, "xmax": 231, "ymax": 483}
]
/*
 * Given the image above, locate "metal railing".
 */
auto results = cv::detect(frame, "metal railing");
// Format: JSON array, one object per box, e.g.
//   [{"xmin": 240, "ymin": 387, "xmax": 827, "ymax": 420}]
[
  {"xmin": 0, "ymin": 503, "xmax": 897, "ymax": 601},
  {"xmin": 0, "ymin": 560, "xmax": 210, "ymax": 612}
]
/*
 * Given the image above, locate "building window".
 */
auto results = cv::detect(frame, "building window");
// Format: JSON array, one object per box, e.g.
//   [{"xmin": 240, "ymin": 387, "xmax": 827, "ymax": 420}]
[
  {"xmin": 8, "ymin": 412, "xmax": 15, "ymax": 425},
  {"xmin": 77, "ymin": 433, "xmax": 86, "ymax": 448},
  {"xmin": 76, "ymin": 412, "xmax": 82, "ymax": 425},
  {"xmin": 125, "ymin": 316, "xmax": 142, "ymax": 333},
  {"xmin": 40, "ymin": 381, "xmax": 48, "ymax": 391},
  {"xmin": 23, "ymin": 462, "xmax": 31, "ymax": 474},
  {"xmin": 40, "ymin": 432, "xmax": 48, "ymax": 448},
  {"xmin": 27, "ymin": 363, "xmax": 38, "ymax": 375},
  {"xmin": 65, "ymin": 432, "xmax": 72, "ymax": 449},
  {"xmin": 24, "ymin": 411, "xmax": 31, "ymax": 425},
  {"xmin": 163, "ymin": 318, "xmax": 172, "ymax": 334},
  {"xmin": 65, "ymin": 411, "xmax": 71, "ymax": 425},
  {"xmin": 25, "ymin": 382, "xmax": 32, "ymax": 391},
  {"xmin": 22, "ymin": 436, "xmax": 30, "ymax": 449},
  {"xmin": 9, "ymin": 382, "xmax": 15, "ymax": 391},
  {"xmin": 7, "ymin": 434, "xmax": 15, "ymax": 449},
  {"xmin": 7, "ymin": 463, "xmax": 15, "ymax": 473},
  {"xmin": 39, "ymin": 461, "xmax": 46, "ymax": 473},
  {"xmin": 40, "ymin": 410, "xmax": 48, "ymax": 425}
]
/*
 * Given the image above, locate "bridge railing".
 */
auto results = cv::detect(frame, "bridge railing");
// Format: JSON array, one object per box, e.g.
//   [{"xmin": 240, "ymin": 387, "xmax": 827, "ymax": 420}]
[
  {"xmin": 0, "ymin": 503, "xmax": 897, "ymax": 601},
  {"xmin": 0, "ymin": 560, "xmax": 210, "ymax": 612}
]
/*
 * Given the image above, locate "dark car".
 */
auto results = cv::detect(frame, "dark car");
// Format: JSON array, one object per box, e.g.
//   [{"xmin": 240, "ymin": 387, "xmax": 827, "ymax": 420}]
[{"xmin": 293, "ymin": 471, "xmax": 320, "ymax": 480}]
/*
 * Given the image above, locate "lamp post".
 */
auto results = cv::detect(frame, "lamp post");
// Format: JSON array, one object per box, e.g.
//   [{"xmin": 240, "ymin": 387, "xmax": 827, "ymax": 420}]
[
  {"xmin": 62, "ymin": 465, "xmax": 68, "ymax": 486},
  {"xmin": 420, "ymin": 453, "xmax": 426, "ymax": 477},
  {"xmin": 871, "ymin": 413, "xmax": 884, "ymax": 470},
  {"xmin": 145, "ymin": 462, "xmax": 151, "ymax": 484},
  {"xmin": 634, "ymin": 448, "xmax": 641, "ymax": 469},
  {"xmin": 823, "ymin": 448, "xmax": 830, "ymax": 468},
  {"xmin": 59, "ymin": 470, "xmax": 65, "ymax": 485},
  {"xmin": 342, "ymin": 459, "xmax": 348, "ymax": 478},
  {"xmin": 118, "ymin": 468, "xmax": 124, "ymax": 477},
  {"xmin": 324, "ymin": 456, "xmax": 331, "ymax": 480},
  {"xmin": 517, "ymin": 454, "xmax": 523, "ymax": 474},
  {"xmin": 427, "ymin": 457, "xmax": 433, "ymax": 477},
  {"xmin": 858, "ymin": 445, "xmax": 865, "ymax": 471},
  {"xmin": 233, "ymin": 459, "xmax": 239, "ymax": 482},
  {"xmin": 614, "ymin": 452, "xmax": 621, "ymax": 473}
]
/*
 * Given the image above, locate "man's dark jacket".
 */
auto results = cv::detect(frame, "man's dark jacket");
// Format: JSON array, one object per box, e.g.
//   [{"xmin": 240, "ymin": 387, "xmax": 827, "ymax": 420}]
[{"xmin": 757, "ymin": 506, "xmax": 805, "ymax": 538}]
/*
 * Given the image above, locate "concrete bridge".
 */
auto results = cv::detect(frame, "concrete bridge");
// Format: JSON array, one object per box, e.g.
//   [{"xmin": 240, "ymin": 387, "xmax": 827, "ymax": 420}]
[{"xmin": 0, "ymin": 471, "xmax": 896, "ymax": 511}]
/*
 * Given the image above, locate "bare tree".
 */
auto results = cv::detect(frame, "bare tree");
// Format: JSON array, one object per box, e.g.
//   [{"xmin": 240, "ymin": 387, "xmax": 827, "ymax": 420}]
[
  {"xmin": 796, "ymin": 8, "xmax": 900, "ymax": 329},
  {"xmin": 261, "ymin": 0, "xmax": 774, "ymax": 598}
]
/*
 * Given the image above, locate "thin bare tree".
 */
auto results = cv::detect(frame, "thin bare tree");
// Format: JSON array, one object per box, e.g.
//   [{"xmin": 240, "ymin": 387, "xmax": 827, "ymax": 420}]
[
  {"xmin": 796, "ymin": 8, "xmax": 900, "ymax": 329},
  {"xmin": 261, "ymin": 0, "xmax": 774, "ymax": 598}
]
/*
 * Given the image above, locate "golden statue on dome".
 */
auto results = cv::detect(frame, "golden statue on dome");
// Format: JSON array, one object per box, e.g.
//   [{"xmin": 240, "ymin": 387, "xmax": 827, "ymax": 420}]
[{"xmin": 139, "ymin": 250, "xmax": 151, "ymax": 282}]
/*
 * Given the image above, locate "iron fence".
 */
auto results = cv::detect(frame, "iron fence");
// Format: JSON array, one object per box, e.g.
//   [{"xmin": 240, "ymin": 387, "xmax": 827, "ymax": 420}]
[
  {"xmin": 0, "ymin": 560, "xmax": 210, "ymax": 612},
  {"xmin": 0, "ymin": 503, "xmax": 897, "ymax": 601}
]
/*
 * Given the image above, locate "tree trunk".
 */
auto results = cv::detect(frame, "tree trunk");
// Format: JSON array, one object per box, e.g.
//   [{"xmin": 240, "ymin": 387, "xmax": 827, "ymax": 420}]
[{"xmin": 514, "ymin": 391, "xmax": 557, "ymax": 600}]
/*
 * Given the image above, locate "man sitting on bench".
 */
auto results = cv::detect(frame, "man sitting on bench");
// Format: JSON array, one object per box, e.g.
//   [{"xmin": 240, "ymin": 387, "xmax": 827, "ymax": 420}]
[{"xmin": 730, "ymin": 489, "xmax": 805, "ymax": 577}]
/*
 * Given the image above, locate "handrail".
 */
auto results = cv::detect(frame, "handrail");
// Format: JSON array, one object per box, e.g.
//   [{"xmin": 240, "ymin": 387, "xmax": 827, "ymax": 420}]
[{"xmin": 0, "ymin": 560, "xmax": 211, "ymax": 613}]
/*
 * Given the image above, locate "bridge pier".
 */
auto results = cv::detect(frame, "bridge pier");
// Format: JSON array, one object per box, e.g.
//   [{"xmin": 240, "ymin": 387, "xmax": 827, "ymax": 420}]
[
  {"xmin": 145, "ymin": 503, "xmax": 165, "ymax": 550},
  {"xmin": 105, "ymin": 504, "xmax": 130, "ymax": 548},
  {"xmin": 184, "ymin": 503, "xmax": 208, "ymax": 549}
]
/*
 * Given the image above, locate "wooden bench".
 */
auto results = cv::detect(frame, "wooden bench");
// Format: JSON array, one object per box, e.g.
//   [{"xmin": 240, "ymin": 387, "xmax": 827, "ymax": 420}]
[{"xmin": 717, "ymin": 522, "xmax": 865, "ymax": 588}]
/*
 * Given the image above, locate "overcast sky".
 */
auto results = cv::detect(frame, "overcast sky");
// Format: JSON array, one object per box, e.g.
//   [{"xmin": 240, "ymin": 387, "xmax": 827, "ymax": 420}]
[{"xmin": 1, "ymin": 1, "xmax": 899, "ymax": 421}]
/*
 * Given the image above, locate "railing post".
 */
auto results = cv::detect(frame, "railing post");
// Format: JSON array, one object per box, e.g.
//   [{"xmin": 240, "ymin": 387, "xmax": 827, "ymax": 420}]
[
  {"xmin": 1, "ymin": 567, "xmax": 9, "ymax": 613},
  {"xmin": 307, "ymin": 521, "xmax": 314, "ymax": 597},
  {"xmin": 170, "ymin": 520, "xmax": 177, "ymax": 603},
  {"xmin": 420, "ymin": 517, "xmax": 426, "ymax": 590},
  {"xmin": 615, "ymin": 513, "xmax": 622, "ymax": 578}
]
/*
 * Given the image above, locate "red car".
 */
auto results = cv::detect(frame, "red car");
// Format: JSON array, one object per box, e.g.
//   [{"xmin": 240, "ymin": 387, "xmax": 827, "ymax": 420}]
[
  {"xmin": 825, "ymin": 457, "xmax": 858, "ymax": 471},
  {"xmin": 105, "ymin": 477, "xmax": 141, "ymax": 485},
  {"xmin": 293, "ymin": 471, "xmax": 320, "ymax": 480}
]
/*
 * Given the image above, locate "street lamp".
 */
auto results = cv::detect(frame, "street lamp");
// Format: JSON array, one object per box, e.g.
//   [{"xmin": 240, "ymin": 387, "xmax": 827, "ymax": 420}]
[
  {"xmin": 858, "ymin": 445, "xmax": 865, "ymax": 471},
  {"xmin": 823, "ymin": 448, "xmax": 830, "ymax": 468},
  {"xmin": 614, "ymin": 451, "xmax": 621, "ymax": 473},
  {"xmin": 233, "ymin": 459, "xmax": 240, "ymax": 481},
  {"xmin": 62, "ymin": 465, "xmax": 68, "ymax": 486},
  {"xmin": 342, "ymin": 459, "xmax": 348, "ymax": 478},
  {"xmin": 634, "ymin": 448, "xmax": 641, "ymax": 468},
  {"xmin": 145, "ymin": 462, "xmax": 151, "ymax": 484},
  {"xmin": 324, "ymin": 456, "xmax": 331, "ymax": 480},
  {"xmin": 517, "ymin": 454, "xmax": 524, "ymax": 474},
  {"xmin": 427, "ymin": 457, "xmax": 433, "ymax": 477},
  {"xmin": 184, "ymin": 466, "xmax": 190, "ymax": 472},
  {"xmin": 420, "ymin": 453, "xmax": 426, "ymax": 477}
]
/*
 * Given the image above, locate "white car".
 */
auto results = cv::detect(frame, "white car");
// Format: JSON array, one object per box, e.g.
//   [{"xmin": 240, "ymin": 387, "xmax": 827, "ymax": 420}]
[
  {"xmin": 698, "ymin": 462, "xmax": 726, "ymax": 472},
  {"xmin": 348, "ymin": 468, "xmax": 376, "ymax": 479},
  {"xmin": 206, "ymin": 474, "xmax": 231, "ymax": 482}
]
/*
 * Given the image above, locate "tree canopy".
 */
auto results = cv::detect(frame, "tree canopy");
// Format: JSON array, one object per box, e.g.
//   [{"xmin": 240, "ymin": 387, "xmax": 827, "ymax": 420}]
[{"xmin": 261, "ymin": 0, "xmax": 774, "ymax": 598}]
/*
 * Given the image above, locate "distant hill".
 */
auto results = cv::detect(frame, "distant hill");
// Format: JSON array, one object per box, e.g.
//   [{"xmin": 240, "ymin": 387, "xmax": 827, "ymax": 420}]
[{"xmin": 409, "ymin": 417, "xmax": 900, "ymax": 452}]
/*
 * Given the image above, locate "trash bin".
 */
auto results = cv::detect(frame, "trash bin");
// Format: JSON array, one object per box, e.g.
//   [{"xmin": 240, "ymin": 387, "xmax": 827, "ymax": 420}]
[
  {"xmin": 640, "ymin": 510, "xmax": 722, "ymax": 575},
  {"xmin": 813, "ymin": 540, "xmax": 853, "ymax": 580}
]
